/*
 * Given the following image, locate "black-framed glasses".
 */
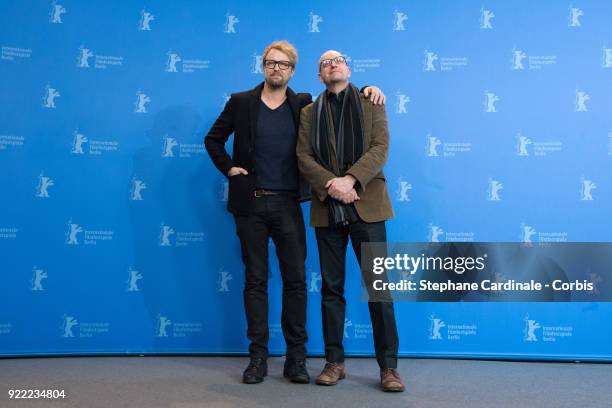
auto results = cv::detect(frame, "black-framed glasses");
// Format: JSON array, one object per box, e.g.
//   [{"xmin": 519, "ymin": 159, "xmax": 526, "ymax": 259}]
[
  {"xmin": 263, "ymin": 59, "xmax": 293, "ymax": 70},
  {"xmin": 319, "ymin": 56, "xmax": 347, "ymax": 69}
]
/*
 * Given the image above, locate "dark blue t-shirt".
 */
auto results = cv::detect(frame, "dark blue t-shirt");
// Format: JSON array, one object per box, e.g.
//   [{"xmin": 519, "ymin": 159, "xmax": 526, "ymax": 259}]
[{"xmin": 254, "ymin": 100, "xmax": 298, "ymax": 191}]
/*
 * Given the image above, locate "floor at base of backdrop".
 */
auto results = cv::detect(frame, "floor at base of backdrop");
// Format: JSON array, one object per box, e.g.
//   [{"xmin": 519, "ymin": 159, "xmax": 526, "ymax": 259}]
[{"xmin": 1, "ymin": 356, "xmax": 610, "ymax": 408}]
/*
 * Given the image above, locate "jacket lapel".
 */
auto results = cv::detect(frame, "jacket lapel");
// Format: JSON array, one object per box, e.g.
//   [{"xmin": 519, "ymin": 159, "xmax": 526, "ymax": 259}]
[
  {"xmin": 360, "ymin": 93, "xmax": 372, "ymax": 151},
  {"xmin": 286, "ymin": 87, "xmax": 300, "ymax": 132},
  {"xmin": 248, "ymin": 82, "xmax": 264, "ymax": 148}
]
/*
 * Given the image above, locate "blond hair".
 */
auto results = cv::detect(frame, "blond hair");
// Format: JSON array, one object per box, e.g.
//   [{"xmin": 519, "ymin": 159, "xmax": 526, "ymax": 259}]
[{"xmin": 262, "ymin": 40, "xmax": 298, "ymax": 67}]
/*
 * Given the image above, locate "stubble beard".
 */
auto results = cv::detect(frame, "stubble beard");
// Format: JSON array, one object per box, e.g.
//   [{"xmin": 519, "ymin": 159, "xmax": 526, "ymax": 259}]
[{"xmin": 265, "ymin": 75, "xmax": 288, "ymax": 89}]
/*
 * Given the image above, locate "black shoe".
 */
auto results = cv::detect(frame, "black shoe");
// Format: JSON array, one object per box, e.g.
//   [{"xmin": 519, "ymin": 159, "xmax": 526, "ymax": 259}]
[
  {"xmin": 283, "ymin": 358, "xmax": 310, "ymax": 384},
  {"xmin": 242, "ymin": 358, "xmax": 267, "ymax": 384}
]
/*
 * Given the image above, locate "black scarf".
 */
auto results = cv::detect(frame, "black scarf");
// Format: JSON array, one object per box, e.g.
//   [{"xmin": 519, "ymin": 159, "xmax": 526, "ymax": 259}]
[{"xmin": 310, "ymin": 83, "xmax": 365, "ymax": 227}]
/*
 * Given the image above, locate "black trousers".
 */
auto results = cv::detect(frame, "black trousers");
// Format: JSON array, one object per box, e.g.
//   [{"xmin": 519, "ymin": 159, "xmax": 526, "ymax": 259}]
[
  {"xmin": 234, "ymin": 194, "xmax": 307, "ymax": 360},
  {"xmin": 315, "ymin": 220, "xmax": 399, "ymax": 368}
]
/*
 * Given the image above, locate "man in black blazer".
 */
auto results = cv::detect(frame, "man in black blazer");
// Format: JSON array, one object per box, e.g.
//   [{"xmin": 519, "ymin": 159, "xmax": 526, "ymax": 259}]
[{"xmin": 204, "ymin": 41, "xmax": 385, "ymax": 385}]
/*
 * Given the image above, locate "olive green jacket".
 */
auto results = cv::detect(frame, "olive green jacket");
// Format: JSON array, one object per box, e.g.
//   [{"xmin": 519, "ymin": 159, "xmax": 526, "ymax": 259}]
[{"xmin": 296, "ymin": 93, "xmax": 394, "ymax": 227}]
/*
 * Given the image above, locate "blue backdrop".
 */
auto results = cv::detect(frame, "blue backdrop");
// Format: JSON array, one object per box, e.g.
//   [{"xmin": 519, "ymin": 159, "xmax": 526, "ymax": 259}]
[{"xmin": 1, "ymin": 0, "xmax": 611, "ymax": 361}]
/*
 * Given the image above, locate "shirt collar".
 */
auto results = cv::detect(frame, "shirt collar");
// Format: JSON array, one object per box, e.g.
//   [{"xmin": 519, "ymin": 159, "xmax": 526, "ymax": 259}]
[{"xmin": 326, "ymin": 87, "xmax": 348, "ymax": 101}]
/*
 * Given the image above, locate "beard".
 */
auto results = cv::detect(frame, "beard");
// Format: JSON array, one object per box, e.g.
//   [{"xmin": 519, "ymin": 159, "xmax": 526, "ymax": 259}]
[{"xmin": 265, "ymin": 74, "xmax": 288, "ymax": 89}]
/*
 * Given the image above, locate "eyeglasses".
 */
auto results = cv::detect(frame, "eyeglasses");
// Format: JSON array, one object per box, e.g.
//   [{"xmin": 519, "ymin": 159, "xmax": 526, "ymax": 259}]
[
  {"xmin": 263, "ymin": 59, "xmax": 293, "ymax": 70},
  {"xmin": 319, "ymin": 56, "xmax": 347, "ymax": 69}
]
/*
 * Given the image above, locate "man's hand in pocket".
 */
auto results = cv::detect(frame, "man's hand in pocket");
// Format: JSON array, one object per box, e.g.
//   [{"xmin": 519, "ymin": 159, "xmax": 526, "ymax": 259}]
[{"xmin": 228, "ymin": 167, "xmax": 249, "ymax": 176}]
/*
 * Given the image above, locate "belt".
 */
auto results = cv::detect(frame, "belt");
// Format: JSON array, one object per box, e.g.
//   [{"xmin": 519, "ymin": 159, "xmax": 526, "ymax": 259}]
[
  {"xmin": 254, "ymin": 189, "xmax": 281, "ymax": 197},
  {"xmin": 253, "ymin": 189, "xmax": 297, "ymax": 198}
]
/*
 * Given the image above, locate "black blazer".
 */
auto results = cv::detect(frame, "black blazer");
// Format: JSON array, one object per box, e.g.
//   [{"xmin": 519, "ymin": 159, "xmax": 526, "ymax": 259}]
[{"xmin": 204, "ymin": 82, "xmax": 312, "ymax": 215}]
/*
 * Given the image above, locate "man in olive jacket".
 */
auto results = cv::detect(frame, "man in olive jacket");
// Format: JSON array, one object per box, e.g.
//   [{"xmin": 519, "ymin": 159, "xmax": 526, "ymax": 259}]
[{"xmin": 296, "ymin": 50, "xmax": 404, "ymax": 392}]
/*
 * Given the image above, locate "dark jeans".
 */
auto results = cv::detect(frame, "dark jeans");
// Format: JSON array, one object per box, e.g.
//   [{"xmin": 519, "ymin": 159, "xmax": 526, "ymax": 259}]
[
  {"xmin": 234, "ymin": 194, "xmax": 307, "ymax": 360},
  {"xmin": 315, "ymin": 220, "xmax": 399, "ymax": 369}
]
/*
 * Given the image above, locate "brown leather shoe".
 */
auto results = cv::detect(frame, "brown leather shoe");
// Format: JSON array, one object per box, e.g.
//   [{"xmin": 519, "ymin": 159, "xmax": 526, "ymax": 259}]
[
  {"xmin": 315, "ymin": 362, "xmax": 346, "ymax": 385},
  {"xmin": 380, "ymin": 368, "xmax": 405, "ymax": 392}
]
